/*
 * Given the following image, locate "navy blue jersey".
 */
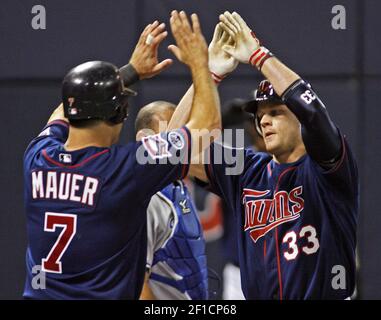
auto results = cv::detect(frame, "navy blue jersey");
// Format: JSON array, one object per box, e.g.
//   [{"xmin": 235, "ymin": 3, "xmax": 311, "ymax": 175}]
[
  {"xmin": 205, "ymin": 134, "xmax": 358, "ymax": 299},
  {"xmin": 23, "ymin": 120, "xmax": 191, "ymax": 299}
]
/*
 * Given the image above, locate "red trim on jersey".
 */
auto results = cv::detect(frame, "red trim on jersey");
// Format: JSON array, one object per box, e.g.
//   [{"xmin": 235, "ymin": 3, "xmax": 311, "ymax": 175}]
[
  {"xmin": 42, "ymin": 149, "xmax": 109, "ymax": 169},
  {"xmin": 242, "ymin": 189, "xmax": 270, "ymax": 198},
  {"xmin": 267, "ymin": 163, "xmax": 272, "ymax": 177},
  {"xmin": 180, "ymin": 127, "xmax": 191, "ymax": 179},
  {"xmin": 275, "ymin": 228, "xmax": 283, "ymax": 300},
  {"xmin": 273, "ymin": 165, "xmax": 298, "ymax": 301},
  {"xmin": 47, "ymin": 120, "xmax": 69, "ymax": 128},
  {"xmin": 275, "ymin": 166, "xmax": 297, "ymax": 191}
]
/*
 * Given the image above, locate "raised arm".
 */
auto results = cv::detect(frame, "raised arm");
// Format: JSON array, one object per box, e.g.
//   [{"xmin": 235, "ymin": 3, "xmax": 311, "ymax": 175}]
[
  {"xmin": 165, "ymin": 10, "xmax": 224, "ymax": 181},
  {"xmin": 167, "ymin": 23, "xmax": 237, "ymax": 131},
  {"xmin": 167, "ymin": 20, "xmax": 238, "ymax": 180},
  {"xmin": 168, "ymin": 11, "xmax": 221, "ymax": 133},
  {"xmin": 219, "ymin": 11, "xmax": 342, "ymax": 165},
  {"xmin": 120, "ymin": 20, "xmax": 173, "ymax": 86},
  {"xmin": 49, "ymin": 22, "xmax": 171, "ymax": 126},
  {"xmin": 47, "ymin": 104, "xmax": 68, "ymax": 124},
  {"xmin": 166, "ymin": 85, "xmax": 194, "ymax": 131}
]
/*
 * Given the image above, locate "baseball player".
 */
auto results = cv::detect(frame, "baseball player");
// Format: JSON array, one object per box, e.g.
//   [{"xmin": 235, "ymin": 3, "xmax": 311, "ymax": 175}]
[
  {"xmin": 23, "ymin": 11, "xmax": 221, "ymax": 299},
  {"xmin": 170, "ymin": 12, "xmax": 359, "ymax": 300},
  {"xmin": 136, "ymin": 101, "xmax": 208, "ymax": 300}
]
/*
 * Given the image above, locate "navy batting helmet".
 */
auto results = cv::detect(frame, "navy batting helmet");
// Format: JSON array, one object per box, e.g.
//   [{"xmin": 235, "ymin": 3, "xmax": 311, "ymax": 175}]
[
  {"xmin": 62, "ymin": 61, "xmax": 136, "ymax": 124},
  {"xmin": 242, "ymin": 80, "xmax": 283, "ymax": 136}
]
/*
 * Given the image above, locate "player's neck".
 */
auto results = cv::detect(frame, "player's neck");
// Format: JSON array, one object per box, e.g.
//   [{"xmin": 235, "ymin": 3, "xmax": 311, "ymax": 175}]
[
  {"xmin": 64, "ymin": 125, "xmax": 118, "ymax": 150},
  {"xmin": 272, "ymin": 144, "xmax": 306, "ymax": 164}
]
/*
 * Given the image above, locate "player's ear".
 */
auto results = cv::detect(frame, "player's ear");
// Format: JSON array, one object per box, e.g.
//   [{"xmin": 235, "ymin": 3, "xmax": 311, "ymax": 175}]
[{"xmin": 136, "ymin": 129, "xmax": 148, "ymax": 141}]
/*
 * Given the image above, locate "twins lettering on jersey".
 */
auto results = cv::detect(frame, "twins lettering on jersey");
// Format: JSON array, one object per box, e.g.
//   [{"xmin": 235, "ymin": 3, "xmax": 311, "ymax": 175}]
[
  {"xmin": 31, "ymin": 170, "xmax": 100, "ymax": 206},
  {"xmin": 242, "ymin": 186, "xmax": 304, "ymax": 243}
]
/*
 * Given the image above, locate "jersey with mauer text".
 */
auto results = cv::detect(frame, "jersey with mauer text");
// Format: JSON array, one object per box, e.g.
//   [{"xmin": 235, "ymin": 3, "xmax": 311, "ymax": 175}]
[{"xmin": 23, "ymin": 120, "xmax": 191, "ymax": 299}]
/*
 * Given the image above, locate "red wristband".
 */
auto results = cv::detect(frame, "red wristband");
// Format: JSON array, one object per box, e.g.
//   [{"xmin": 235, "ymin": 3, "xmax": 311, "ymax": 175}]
[
  {"xmin": 249, "ymin": 46, "xmax": 273, "ymax": 70},
  {"xmin": 210, "ymin": 72, "xmax": 225, "ymax": 84},
  {"xmin": 258, "ymin": 52, "xmax": 274, "ymax": 71}
]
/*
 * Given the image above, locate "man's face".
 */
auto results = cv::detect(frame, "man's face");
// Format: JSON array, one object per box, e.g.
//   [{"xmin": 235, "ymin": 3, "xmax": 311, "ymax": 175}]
[{"xmin": 257, "ymin": 102, "xmax": 303, "ymax": 156}]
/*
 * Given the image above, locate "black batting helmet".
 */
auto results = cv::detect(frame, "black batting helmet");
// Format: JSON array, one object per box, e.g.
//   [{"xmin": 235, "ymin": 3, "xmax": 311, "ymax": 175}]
[
  {"xmin": 62, "ymin": 61, "xmax": 136, "ymax": 124},
  {"xmin": 242, "ymin": 80, "xmax": 283, "ymax": 136},
  {"xmin": 221, "ymin": 98, "xmax": 252, "ymax": 128}
]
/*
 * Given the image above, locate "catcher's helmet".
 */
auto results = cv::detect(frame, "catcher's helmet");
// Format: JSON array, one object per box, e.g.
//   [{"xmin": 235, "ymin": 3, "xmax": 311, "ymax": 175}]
[
  {"xmin": 242, "ymin": 80, "xmax": 283, "ymax": 136},
  {"xmin": 62, "ymin": 61, "xmax": 136, "ymax": 124}
]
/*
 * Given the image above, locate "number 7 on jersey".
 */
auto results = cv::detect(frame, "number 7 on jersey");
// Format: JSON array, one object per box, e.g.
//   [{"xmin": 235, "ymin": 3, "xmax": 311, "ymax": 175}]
[{"xmin": 41, "ymin": 212, "xmax": 77, "ymax": 274}]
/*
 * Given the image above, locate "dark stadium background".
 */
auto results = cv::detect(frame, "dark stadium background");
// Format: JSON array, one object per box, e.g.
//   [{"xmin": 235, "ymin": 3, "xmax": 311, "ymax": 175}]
[{"xmin": 1, "ymin": 0, "xmax": 380, "ymax": 299}]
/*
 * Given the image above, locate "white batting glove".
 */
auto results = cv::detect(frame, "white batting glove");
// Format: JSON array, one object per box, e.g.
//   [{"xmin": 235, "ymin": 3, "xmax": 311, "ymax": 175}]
[
  {"xmin": 208, "ymin": 24, "xmax": 239, "ymax": 83},
  {"xmin": 219, "ymin": 11, "xmax": 273, "ymax": 70}
]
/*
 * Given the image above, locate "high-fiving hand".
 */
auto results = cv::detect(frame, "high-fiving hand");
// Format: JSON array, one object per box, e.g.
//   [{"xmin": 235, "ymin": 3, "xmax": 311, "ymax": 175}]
[
  {"xmin": 168, "ymin": 11, "xmax": 208, "ymax": 70},
  {"xmin": 218, "ymin": 11, "xmax": 262, "ymax": 65},
  {"xmin": 129, "ymin": 21, "xmax": 173, "ymax": 79},
  {"xmin": 208, "ymin": 24, "xmax": 238, "ymax": 82}
]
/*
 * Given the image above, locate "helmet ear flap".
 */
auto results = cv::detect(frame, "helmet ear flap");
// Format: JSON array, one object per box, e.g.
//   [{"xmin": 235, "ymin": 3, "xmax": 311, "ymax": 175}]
[{"xmin": 109, "ymin": 96, "xmax": 129, "ymax": 124}]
